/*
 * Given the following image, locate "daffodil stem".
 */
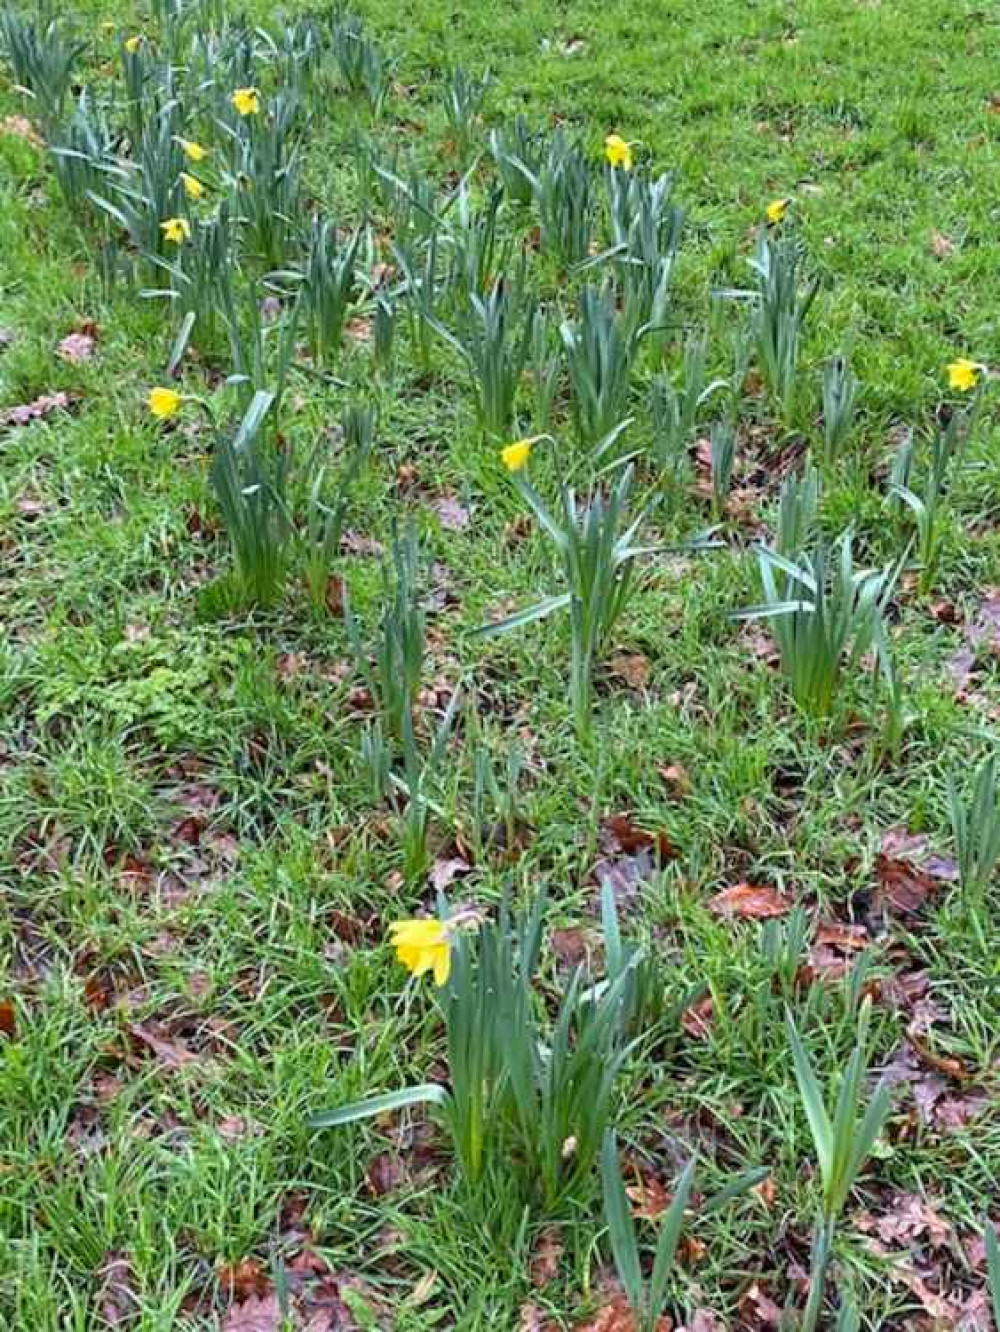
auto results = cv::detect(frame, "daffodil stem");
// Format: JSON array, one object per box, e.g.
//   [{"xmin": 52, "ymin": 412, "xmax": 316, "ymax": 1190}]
[{"xmin": 802, "ymin": 1217, "xmax": 836, "ymax": 1332}]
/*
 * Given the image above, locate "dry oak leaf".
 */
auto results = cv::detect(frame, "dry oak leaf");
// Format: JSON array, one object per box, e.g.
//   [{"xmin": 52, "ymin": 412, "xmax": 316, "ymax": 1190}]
[
  {"xmin": 854, "ymin": 1191, "xmax": 952, "ymax": 1249},
  {"xmin": 57, "ymin": 325, "xmax": 98, "ymax": 363},
  {"xmin": 929, "ymin": 229, "xmax": 956, "ymax": 259},
  {"xmin": 2, "ymin": 114, "xmax": 43, "ymax": 145},
  {"xmin": 221, "ymin": 1293, "xmax": 281, "ymax": 1332},
  {"xmin": 96, "ymin": 1250, "xmax": 140, "ymax": 1326},
  {"xmin": 529, "ymin": 1225, "xmax": 564, "ymax": 1288},
  {"xmin": 1, "ymin": 390, "xmax": 70, "ymax": 428},
  {"xmin": 428, "ymin": 492, "xmax": 471, "ymax": 531},
  {"xmin": 608, "ymin": 653, "xmax": 651, "ymax": 688},
  {"xmin": 519, "ymin": 1303, "xmax": 558, "ymax": 1332},
  {"xmin": 218, "ymin": 1259, "xmax": 271, "ymax": 1300},
  {"xmin": 576, "ymin": 1294, "xmax": 669, "ymax": 1330},
  {"xmin": 551, "ymin": 927, "xmax": 593, "ymax": 967},
  {"xmin": 657, "ymin": 763, "xmax": 692, "ymax": 798},
  {"xmin": 873, "ymin": 828, "xmax": 956, "ymax": 915},
  {"xmin": 681, "ymin": 994, "xmax": 714, "ymax": 1040},
  {"xmin": 678, "ymin": 1314, "xmax": 726, "ymax": 1332},
  {"xmin": 708, "ymin": 882, "xmax": 792, "ymax": 919},
  {"xmin": 626, "ymin": 1171, "xmax": 671, "ymax": 1221},
  {"xmin": 127, "ymin": 1022, "xmax": 200, "ymax": 1070},
  {"xmin": 429, "ymin": 856, "xmax": 470, "ymax": 892}
]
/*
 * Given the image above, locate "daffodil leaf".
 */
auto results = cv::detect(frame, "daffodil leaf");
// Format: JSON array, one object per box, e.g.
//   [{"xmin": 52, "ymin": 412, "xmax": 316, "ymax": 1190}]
[
  {"xmin": 309, "ymin": 1083, "xmax": 451, "ymax": 1129},
  {"xmin": 167, "ymin": 311, "xmax": 196, "ymax": 377},
  {"xmin": 472, "ymin": 592, "xmax": 572, "ymax": 637}
]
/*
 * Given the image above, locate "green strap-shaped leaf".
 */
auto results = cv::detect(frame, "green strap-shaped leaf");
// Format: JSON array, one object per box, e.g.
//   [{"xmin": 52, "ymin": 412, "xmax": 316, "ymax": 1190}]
[
  {"xmin": 600, "ymin": 1130, "xmax": 643, "ymax": 1314},
  {"xmin": 649, "ymin": 1157, "xmax": 697, "ymax": 1319},
  {"xmin": 985, "ymin": 1221, "xmax": 1000, "ymax": 1332},
  {"xmin": 786, "ymin": 1013, "xmax": 834, "ymax": 1185},
  {"xmin": 308, "ymin": 1083, "xmax": 450, "ymax": 1128},
  {"xmin": 472, "ymin": 592, "xmax": 572, "ymax": 637}
]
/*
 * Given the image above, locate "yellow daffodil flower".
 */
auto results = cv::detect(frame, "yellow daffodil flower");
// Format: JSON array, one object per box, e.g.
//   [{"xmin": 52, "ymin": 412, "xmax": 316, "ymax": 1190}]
[
  {"xmin": 148, "ymin": 387, "xmax": 182, "ymax": 420},
  {"xmin": 947, "ymin": 358, "xmax": 985, "ymax": 392},
  {"xmin": 160, "ymin": 216, "xmax": 191, "ymax": 244},
  {"xmin": 766, "ymin": 197, "xmax": 790, "ymax": 226},
  {"xmin": 124, "ymin": 34, "xmax": 143, "ymax": 54},
  {"xmin": 389, "ymin": 918, "xmax": 452, "ymax": 986},
  {"xmin": 181, "ymin": 172, "xmax": 205, "ymax": 200},
  {"xmin": 178, "ymin": 137, "xmax": 207, "ymax": 163},
  {"xmin": 502, "ymin": 438, "xmax": 533, "ymax": 472},
  {"xmin": 604, "ymin": 133, "xmax": 633, "ymax": 171},
  {"xmin": 231, "ymin": 87, "xmax": 261, "ymax": 117}
]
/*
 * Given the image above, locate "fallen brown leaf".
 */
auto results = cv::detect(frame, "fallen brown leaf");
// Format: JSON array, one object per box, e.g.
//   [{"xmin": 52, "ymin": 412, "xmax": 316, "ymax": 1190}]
[
  {"xmin": 218, "ymin": 1259, "xmax": 271, "ymax": 1301},
  {"xmin": 429, "ymin": 856, "xmax": 470, "ymax": 892},
  {"xmin": 550, "ymin": 927, "xmax": 593, "ymax": 967},
  {"xmin": 906, "ymin": 1030, "xmax": 969, "ymax": 1082},
  {"xmin": 529, "ymin": 1225, "xmax": 564, "ymax": 1288},
  {"xmin": 57, "ymin": 327, "xmax": 98, "ymax": 363},
  {"xmin": 678, "ymin": 1313, "xmax": 726, "ymax": 1332},
  {"xmin": 574, "ymin": 1294, "xmax": 649, "ymax": 1331},
  {"xmin": 366, "ymin": 1151, "xmax": 406, "ymax": 1197},
  {"xmin": 96, "ymin": 1251, "xmax": 140, "ymax": 1326},
  {"xmin": 345, "ymin": 315, "xmax": 373, "ymax": 344},
  {"xmin": 216, "ymin": 1115, "xmax": 264, "ymax": 1142},
  {"xmin": 626, "ymin": 1171, "xmax": 670, "ymax": 1221},
  {"xmin": 220, "ymin": 1293, "xmax": 282, "ymax": 1332},
  {"xmin": 127, "ymin": 1022, "xmax": 200, "ymax": 1070},
  {"xmin": 708, "ymin": 882, "xmax": 792, "ymax": 920},
  {"xmin": 0, "ymin": 999, "xmax": 16, "ymax": 1039},
  {"xmin": 608, "ymin": 653, "xmax": 650, "ymax": 688},
  {"xmin": 737, "ymin": 1283, "xmax": 785, "ymax": 1329},
  {"xmin": 950, "ymin": 590, "xmax": 1000, "ymax": 693},
  {"xmin": 873, "ymin": 828, "xmax": 956, "ymax": 916},
  {"xmin": 657, "ymin": 763, "xmax": 692, "ymax": 798},
  {"xmin": 681, "ymin": 994, "xmax": 714, "ymax": 1040},
  {"xmin": 1, "ymin": 114, "xmax": 43, "ymax": 146},
  {"xmin": 519, "ymin": 1302, "xmax": 557, "ymax": 1332},
  {"xmin": 1, "ymin": 391, "xmax": 71, "ymax": 428},
  {"xmin": 340, "ymin": 530, "xmax": 384, "ymax": 557},
  {"xmin": 428, "ymin": 492, "xmax": 471, "ymax": 531}
]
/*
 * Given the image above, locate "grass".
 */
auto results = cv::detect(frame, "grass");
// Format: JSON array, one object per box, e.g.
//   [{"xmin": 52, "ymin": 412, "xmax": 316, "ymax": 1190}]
[{"xmin": 1, "ymin": 0, "xmax": 999, "ymax": 1328}]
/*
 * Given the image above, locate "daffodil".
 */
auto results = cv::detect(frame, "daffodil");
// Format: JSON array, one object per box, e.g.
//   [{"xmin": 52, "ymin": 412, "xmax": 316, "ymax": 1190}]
[
  {"xmin": 181, "ymin": 172, "xmax": 205, "ymax": 201},
  {"xmin": 160, "ymin": 216, "xmax": 191, "ymax": 244},
  {"xmin": 502, "ymin": 438, "xmax": 533, "ymax": 472},
  {"xmin": 148, "ymin": 387, "xmax": 182, "ymax": 420},
  {"xmin": 231, "ymin": 87, "xmax": 261, "ymax": 117},
  {"xmin": 178, "ymin": 137, "xmax": 207, "ymax": 163},
  {"xmin": 765, "ymin": 197, "xmax": 790, "ymax": 226},
  {"xmin": 604, "ymin": 133, "xmax": 633, "ymax": 171},
  {"xmin": 124, "ymin": 34, "xmax": 143, "ymax": 54},
  {"xmin": 947, "ymin": 357, "xmax": 985, "ymax": 393},
  {"xmin": 389, "ymin": 918, "xmax": 451, "ymax": 986}
]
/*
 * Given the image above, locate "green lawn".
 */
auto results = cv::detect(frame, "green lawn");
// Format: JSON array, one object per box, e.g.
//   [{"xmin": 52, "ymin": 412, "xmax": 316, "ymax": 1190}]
[{"xmin": 1, "ymin": 0, "xmax": 999, "ymax": 1328}]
